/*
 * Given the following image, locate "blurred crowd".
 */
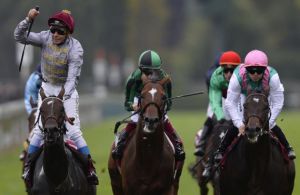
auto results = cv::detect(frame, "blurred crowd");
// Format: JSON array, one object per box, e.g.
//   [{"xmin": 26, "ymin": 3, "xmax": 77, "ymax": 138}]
[{"xmin": 92, "ymin": 48, "xmax": 136, "ymax": 98}]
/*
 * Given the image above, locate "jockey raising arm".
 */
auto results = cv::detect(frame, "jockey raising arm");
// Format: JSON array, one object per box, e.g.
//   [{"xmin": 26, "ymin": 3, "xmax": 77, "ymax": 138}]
[
  {"xmin": 14, "ymin": 8, "xmax": 98, "ymax": 187},
  {"xmin": 112, "ymin": 50, "xmax": 185, "ymax": 162},
  {"xmin": 214, "ymin": 49, "xmax": 295, "ymax": 162}
]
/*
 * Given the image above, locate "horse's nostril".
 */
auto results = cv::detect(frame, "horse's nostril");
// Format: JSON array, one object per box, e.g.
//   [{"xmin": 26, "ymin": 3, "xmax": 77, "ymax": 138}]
[{"xmin": 256, "ymin": 127, "xmax": 261, "ymax": 132}]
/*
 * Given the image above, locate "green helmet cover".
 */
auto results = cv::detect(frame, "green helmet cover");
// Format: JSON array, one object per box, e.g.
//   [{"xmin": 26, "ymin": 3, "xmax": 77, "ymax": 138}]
[{"xmin": 138, "ymin": 50, "xmax": 162, "ymax": 69}]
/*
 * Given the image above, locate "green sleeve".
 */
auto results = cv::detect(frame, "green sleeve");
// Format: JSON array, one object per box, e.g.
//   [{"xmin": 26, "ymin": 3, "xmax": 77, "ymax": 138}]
[
  {"xmin": 209, "ymin": 68, "xmax": 225, "ymax": 120},
  {"xmin": 124, "ymin": 69, "xmax": 142, "ymax": 111}
]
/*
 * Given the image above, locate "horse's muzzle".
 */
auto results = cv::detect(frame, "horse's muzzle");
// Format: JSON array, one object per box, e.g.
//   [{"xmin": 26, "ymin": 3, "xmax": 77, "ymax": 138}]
[
  {"xmin": 246, "ymin": 127, "xmax": 261, "ymax": 143},
  {"xmin": 143, "ymin": 117, "xmax": 160, "ymax": 133}
]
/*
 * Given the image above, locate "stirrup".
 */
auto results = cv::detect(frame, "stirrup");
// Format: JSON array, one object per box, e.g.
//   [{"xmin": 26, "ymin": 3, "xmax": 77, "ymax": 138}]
[
  {"xmin": 175, "ymin": 150, "xmax": 185, "ymax": 161},
  {"xmin": 288, "ymin": 150, "xmax": 296, "ymax": 160},
  {"xmin": 87, "ymin": 171, "xmax": 99, "ymax": 185},
  {"xmin": 214, "ymin": 152, "xmax": 223, "ymax": 163},
  {"xmin": 194, "ymin": 147, "xmax": 205, "ymax": 156},
  {"xmin": 202, "ymin": 167, "xmax": 211, "ymax": 178}
]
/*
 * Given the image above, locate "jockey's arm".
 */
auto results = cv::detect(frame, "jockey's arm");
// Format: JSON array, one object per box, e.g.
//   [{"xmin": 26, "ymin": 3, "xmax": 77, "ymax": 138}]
[
  {"xmin": 14, "ymin": 18, "xmax": 43, "ymax": 47},
  {"xmin": 225, "ymin": 74, "xmax": 244, "ymax": 128},
  {"xmin": 209, "ymin": 72, "xmax": 224, "ymax": 121},
  {"xmin": 268, "ymin": 73, "xmax": 284, "ymax": 129},
  {"xmin": 124, "ymin": 73, "xmax": 138, "ymax": 111},
  {"xmin": 64, "ymin": 41, "xmax": 83, "ymax": 99}
]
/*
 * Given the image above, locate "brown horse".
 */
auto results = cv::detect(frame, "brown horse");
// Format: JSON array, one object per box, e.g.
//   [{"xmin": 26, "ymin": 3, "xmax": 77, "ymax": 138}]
[
  {"xmin": 220, "ymin": 92, "xmax": 295, "ymax": 195},
  {"xmin": 108, "ymin": 74, "xmax": 181, "ymax": 195}
]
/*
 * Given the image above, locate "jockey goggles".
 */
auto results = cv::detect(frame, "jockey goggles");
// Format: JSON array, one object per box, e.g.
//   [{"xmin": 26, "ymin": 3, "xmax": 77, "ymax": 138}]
[
  {"xmin": 50, "ymin": 26, "xmax": 67, "ymax": 35},
  {"xmin": 246, "ymin": 66, "xmax": 266, "ymax": 75},
  {"xmin": 223, "ymin": 67, "xmax": 235, "ymax": 74}
]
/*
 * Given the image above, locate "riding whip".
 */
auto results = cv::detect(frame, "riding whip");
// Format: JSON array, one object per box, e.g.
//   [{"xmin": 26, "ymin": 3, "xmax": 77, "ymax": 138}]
[
  {"xmin": 18, "ymin": 6, "xmax": 39, "ymax": 72},
  {"xmin": 167, "ymin": 91, "xmax": 205, "ymax": 101},
  {"xmin": 114, "ymin": 110, "xmax": 140, "ymax": 134}
]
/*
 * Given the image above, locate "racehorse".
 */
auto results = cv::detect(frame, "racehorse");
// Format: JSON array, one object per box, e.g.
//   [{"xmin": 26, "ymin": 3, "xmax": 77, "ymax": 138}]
[
  {"xmin": 219, "ymin": 92, "xmax": 295, "ymax": 195},
  {"xmin": 190, "ymin": 120, "xmax": 231, "ymax": 195},
  {"xmin": 29, "ymin": 87, "xmax": 96, "ymax": 195},
  {"xmin": 108, "ymin": 73, "xmax": 182, "ymax": 195}
]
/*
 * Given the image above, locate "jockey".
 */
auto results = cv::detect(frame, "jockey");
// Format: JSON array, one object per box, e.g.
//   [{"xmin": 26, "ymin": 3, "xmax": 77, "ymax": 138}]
[
  {"xmin": 112, "ymin": 50, "xmax": 185, "ymax": 162},
  {"xmin": 14, "ymin": 8, "xmax": 99, "ymax": 187},
  {"xmin": 215, "ymin": 49, "xmax": 296, "ymax": 163},
  {"xmin": 194, "ymin": 51, "xmax": 241, "ymax": 157},
  {"xmin": 24, "ymin": 64, "xmax": 42, "ymax": 115},
  {"xmin": 19, "ymin": 64, "xmax": 42, "ymax": 161},
  {"xmin": 194, "ymin": 53, "xmax": 221, "ymax": 156}
]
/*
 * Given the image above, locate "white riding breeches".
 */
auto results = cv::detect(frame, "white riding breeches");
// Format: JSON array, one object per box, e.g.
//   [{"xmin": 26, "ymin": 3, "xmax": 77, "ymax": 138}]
[{"xmin": 29, "ymin": 83, "xmax": 87, "ymax": 149}]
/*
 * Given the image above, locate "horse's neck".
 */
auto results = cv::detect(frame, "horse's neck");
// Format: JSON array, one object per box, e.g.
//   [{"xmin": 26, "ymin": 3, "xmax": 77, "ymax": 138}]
[
  {"xmin": 43, "ymin": 139, "xmax": 68, "ymax": 183},
  {"xmin": 244, "ymin": 135, "xmax": 271, "ymax": 164},
  {"xmin": 135, "ymin": 124, "xmax": 164, "ymax": 164}
]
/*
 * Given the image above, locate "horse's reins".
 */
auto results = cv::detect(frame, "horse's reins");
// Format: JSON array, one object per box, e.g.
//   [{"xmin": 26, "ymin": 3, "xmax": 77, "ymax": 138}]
[
  {"xmin": 113, "ymin": 91, "xmax": 205, "ymax": 134},
  {"xmin": 34, "ymin": 97, "xmax": 66, "ymax": 133},
  {"xmin": 244, "ymin": 93, "xmax": 271, "ymax": 134}
]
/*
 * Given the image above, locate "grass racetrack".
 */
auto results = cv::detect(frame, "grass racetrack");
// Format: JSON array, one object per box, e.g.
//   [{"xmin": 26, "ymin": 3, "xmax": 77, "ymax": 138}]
[{"xmin": 0, "ymin": 110, "xmax": 299, "ymax": 194}]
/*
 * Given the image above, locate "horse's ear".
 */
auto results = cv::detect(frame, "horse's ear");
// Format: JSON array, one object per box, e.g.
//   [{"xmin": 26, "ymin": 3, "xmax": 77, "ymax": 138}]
[
  {"xmin": 30, "ymin": 96, "xmax": 37, "ymax": 108},
  {"xmin": 159, "ymin": 75, "xmax": 171, "ymax": 86},
  {"xmin": 58, "ymin": 87, "xmax": 65, "ymax": 100},
  {"xmin": 40, "ymin": 87, "xmax": 47, "ymax": 100}
]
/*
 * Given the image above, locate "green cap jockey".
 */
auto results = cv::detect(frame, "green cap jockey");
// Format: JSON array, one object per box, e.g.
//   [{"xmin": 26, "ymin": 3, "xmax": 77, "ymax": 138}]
[
  {"xmin": 125, "ymin": 50, "xmax": 171, "ymax": 112},
  {"xmin": 138, "ymin": 50, "xmax": 162, "ymax": 70}
]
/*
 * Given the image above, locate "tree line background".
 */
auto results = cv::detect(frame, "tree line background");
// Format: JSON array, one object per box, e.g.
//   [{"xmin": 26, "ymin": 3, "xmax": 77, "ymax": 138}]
[{"xmin": 1, "ymin": 0, "xmax": 300, "ymax": 108}]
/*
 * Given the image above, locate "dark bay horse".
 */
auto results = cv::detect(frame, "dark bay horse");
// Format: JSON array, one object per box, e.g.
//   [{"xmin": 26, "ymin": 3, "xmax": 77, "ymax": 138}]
[
  {"xmin": 220, "ymin": 92, "xmax": 295, "ymax": 195},
  {"xmin": 29, "ymin": 87, "xmax": 96, "ymax": 195},
  {"xmin": 108, "ymin": 74, "xmax": 181, "ymax": 195},
  {"xmin": 192, "ymin": 121, "xmax": 231, "ymax": 195}
]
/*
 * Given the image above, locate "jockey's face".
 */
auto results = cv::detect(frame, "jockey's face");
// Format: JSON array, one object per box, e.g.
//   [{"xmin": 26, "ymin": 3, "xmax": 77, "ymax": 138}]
[
  {"xmin": 50, "ymin": 26, "xmax": 67, "ymax": 45},
  {"xmin": 247, "ymin": 66, "xmax": 265, "ymax": 82},
  {"xmin": 223, "ymin": 65, "xmax": 235, "ymax": 82}
]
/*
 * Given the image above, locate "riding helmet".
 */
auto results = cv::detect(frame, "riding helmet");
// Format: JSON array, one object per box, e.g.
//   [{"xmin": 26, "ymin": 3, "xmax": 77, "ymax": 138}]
[
  {"xmin": 244, "ymin": 50, "xmax": 268, "ymax": 67},
  {"xmin": 219, "ymin": 51, "xmax": 241, "ymax": 66},
  {"xmin": 138, "ymin": 50, "xmax": 162, "ymax": 69},
  {"xmin": 48, "ymin": 10, "xmax": 75, "ymax": 34}
]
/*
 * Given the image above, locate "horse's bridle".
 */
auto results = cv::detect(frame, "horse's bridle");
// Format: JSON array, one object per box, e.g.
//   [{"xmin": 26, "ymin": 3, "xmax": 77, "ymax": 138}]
[
  {"xmin": 37, "ymin": 97, "xmax": 66, "ymax": 139},
  {"xmin": 244, "ymin": 93, "xmax": 271, "ymax": 134}
]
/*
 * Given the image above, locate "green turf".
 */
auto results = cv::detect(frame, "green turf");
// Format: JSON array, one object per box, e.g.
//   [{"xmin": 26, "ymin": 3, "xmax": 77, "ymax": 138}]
[{"xmin": 0, "ymin": 110, "xmax": 299, "ymax": 194}]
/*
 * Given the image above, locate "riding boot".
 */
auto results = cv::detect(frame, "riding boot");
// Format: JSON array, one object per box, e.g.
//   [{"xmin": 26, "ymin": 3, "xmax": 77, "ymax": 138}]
[
  {"xmin": 271, "ymin": 125, "xmax": 296, "ymax": 160},
  {"xmin": 86, "ymin": 155, "xmax": 99, "ymax": 185},
  {"xmin": 214, "ymin": 126, "xmax": 238, "ymax": 163},
  {"xmin": 22, "ymin": 150, "xmax": 41, "ymax": 189},
  {"xmin": 112, "ymin": 123, "xmax": 136, "ymax": 160},
  {"xmin": 164, "ymin": 120, "xmax": 185, "ymax": 161},
  {"xmin": 19, "ymin": 139, "xmax": 30, "ymax": 161},
  {"xmin": 202, "ymin": 155, "xmax": 214, "ymax": 179},
  {"xmin": 194, "ymin": 119, "xmax": 213, "ymax": 156}
]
